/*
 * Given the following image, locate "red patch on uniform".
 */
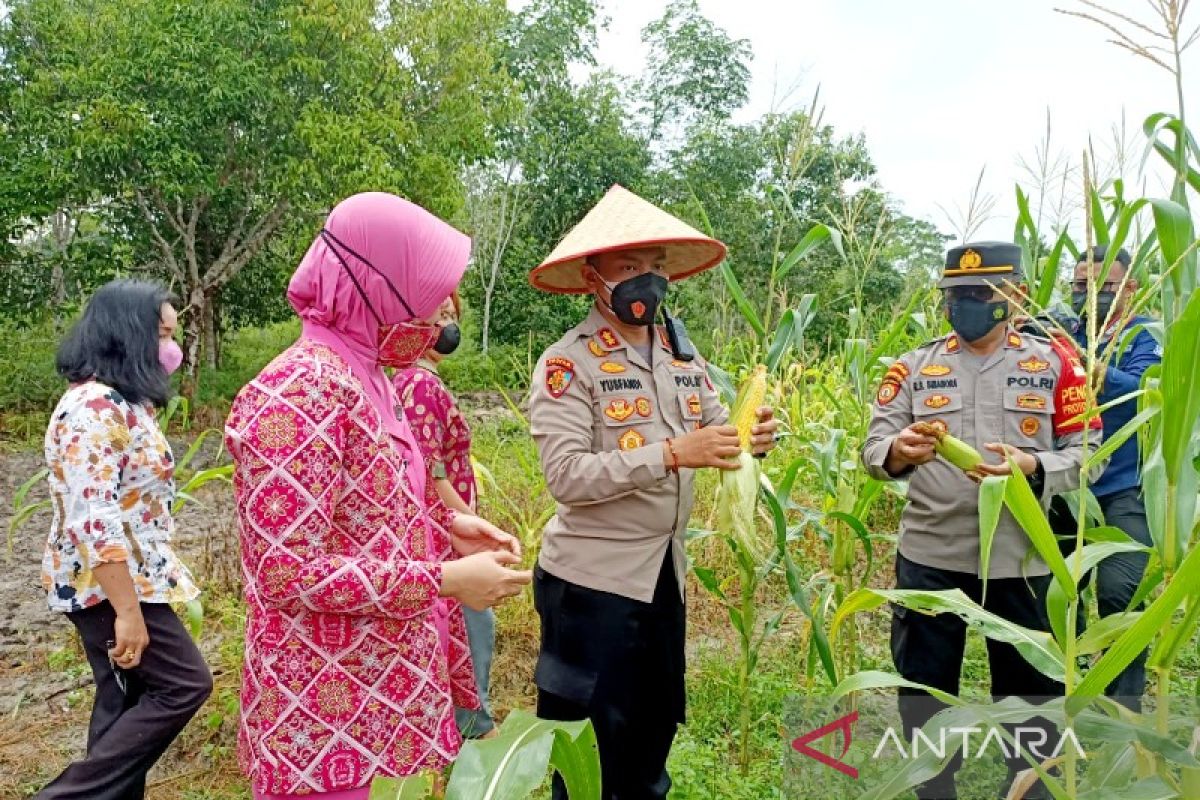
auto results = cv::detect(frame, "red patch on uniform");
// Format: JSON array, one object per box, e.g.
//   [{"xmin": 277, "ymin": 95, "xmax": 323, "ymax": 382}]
[
  {"xmin": 597, "ymin": 329, "xmax": 620, "ymax": 350},
  {"xmin": 635, "ymin": 397, "xmax": 652, "ymax": 417},
  {"xmin": 631, "ymin": 300, "xmax": 647, "ymax": 319},
  {"xmin": 1007, "ymin": 332, "xmax": 1023, "ymax": 348},
  {"xmin": 545, "ymin": 357, "xmax": 575, "ymax": 399},
  {"xmin": 1049, "ymin": 338, "xmax": 1101, "ymax": 436},
  {"xmin": 945, "ymin": 335, "xmax": 961, "ymax": 353},
  {"xmin": 1020, "ymin": 416, "xmax": 1040, "ymax": 437},
  {"xmin": 876, "ymin": 381, "xmax": 899, "ymax": 406}
]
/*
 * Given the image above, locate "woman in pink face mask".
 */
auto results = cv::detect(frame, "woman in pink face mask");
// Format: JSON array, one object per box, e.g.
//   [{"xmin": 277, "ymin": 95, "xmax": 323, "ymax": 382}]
[
  {"xmin": 37, "ymin": 280, "xmax": 211, "ymax": 800},
  {"xmin": 224, "ymin": 193, "xmax": 530, "ymax": 800}
]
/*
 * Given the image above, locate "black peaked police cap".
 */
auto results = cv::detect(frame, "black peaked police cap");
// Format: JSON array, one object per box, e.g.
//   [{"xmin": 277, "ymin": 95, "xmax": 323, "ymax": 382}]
[{"xmin": 938, "ymin": 241, "xmax": 1024, "ymax": 289}]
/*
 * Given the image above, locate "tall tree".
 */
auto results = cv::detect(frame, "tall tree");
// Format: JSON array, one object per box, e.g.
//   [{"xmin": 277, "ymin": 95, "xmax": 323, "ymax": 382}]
[{"xmin": 0, "ymin": 0, "xmax": 514, "ymax": 397}]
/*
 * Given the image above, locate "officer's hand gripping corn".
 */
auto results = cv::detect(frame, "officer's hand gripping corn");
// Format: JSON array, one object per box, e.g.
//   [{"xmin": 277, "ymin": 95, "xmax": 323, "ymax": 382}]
[{"xmin": 911, "ymin": 421, "xmax": 984, "ymax": 472}]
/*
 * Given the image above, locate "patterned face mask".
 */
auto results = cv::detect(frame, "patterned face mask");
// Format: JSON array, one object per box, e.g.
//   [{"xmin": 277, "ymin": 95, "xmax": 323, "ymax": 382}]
[
  {"xmin": 319, "ymin": 228, "xmax": 442, "ymax": 368},
  {"xmin": 376, "ymin": 321, "xmax": 441, "ymax": 369}
]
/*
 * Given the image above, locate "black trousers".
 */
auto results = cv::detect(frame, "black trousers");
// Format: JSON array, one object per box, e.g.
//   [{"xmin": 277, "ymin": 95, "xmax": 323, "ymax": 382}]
[
  {"xmin": 891, "ymin": 554, "xmax": 1063, "ymax": 800},
  {"xmin": 35, "ymin": 601, "xmax": 213, "ymax": 800},
  {"xmin": 533, "ymin": 553, "xmax": 685, "ymax": 800},
  {"xmin": 1051, "ymin": 487, "xmax": 1152, "ymax": 710}
]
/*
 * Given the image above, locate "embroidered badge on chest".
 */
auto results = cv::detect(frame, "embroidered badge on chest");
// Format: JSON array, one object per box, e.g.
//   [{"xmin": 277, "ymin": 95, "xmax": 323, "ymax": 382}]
[
  {"xmin": 604, "ymin": 399, "xmax": 635, "ymax": 422},
  {"xmin": 919, "ymin": 364, "xmax": 951, "ymax": 377},
  {"xmin": 545, "ymin": 357, "xmax": 575, "ymax": 399},
  {"xmin": 1018, "ymin": 356, "xmax": 1050, "ymax": 373},
  {"xmin": 599, "ymin": 361, "xmax": 627, "ymax": 374},
  {"xmin": 587, "ymin": 340, "xmax": 606, "ymax": 358},
  {"xmin": 687, "ymin": 393, "xmax": 702, "ymax": 417},
  {"xmin": 924, "ymin": 394, "xmax": 951, "ymax": 409},
  {"xmin": 635, "ymin": 397, "xmax": 653, "ymax": 417},
  {"xmin": 1020, "ymin": 416, "xmax": 1041, "ymax": 437},
  {"xmin": 618, "ymin": 429, "xmax": 646, "ymax": 451},
  {"xmin": 1017, "ymin": 393, "xmax": 1047, "ymax": 410}
]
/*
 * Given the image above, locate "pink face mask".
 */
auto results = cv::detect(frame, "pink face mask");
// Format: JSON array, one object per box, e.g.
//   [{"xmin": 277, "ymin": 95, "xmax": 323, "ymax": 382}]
[{"xmin": 159, "ymin": 339, "xmax": 183, "ymax": 375}]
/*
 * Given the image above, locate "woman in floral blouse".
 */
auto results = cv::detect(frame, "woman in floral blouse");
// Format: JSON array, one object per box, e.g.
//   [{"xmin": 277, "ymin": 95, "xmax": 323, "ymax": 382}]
[
  {"xmin": 224, "ymin": 192, "xmax": 531, "ymax": 800},
  {"xmin": 36, "ymin": 280, "xmax": 212, "ymax": 800},
  {"xmin": 392, "ymin": 292, "xmax": 497, "ymax": 739}
]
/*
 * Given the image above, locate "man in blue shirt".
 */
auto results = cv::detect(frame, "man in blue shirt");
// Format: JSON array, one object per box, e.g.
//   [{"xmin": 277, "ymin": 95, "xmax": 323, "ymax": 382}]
[{"xmin": 1066, "ymin": 244, "xmax": 1161, "ymax": 709}]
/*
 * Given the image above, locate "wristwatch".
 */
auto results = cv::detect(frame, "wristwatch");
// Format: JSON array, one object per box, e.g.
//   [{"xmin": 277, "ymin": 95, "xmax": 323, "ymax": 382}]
[{"xmin": 1028, "ymin": 454, "xmax": 1046, "ymax": 497}]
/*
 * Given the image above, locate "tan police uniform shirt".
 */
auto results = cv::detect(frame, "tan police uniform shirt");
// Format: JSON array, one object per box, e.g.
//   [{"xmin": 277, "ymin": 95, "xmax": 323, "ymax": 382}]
[
  {"xmin": 529, "ymin": 306, "xmax": 728, "ymax": 602},
  {"xmin": 861, "ymin": 329, "xmax": 1105, "ymax": 577}
]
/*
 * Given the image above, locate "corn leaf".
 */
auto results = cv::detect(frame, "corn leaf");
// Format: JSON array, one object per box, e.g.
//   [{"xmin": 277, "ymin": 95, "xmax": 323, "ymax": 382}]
[
  {"xmin": 977, "ymin": 476, "xmax": 1006, "ymax": 603},
  {"xmin": 1076, "ymin": 612, "xmax": 1142, "ymax": 656},
  {"xmin": 764, "ymin": 309, "xmax": 796, "ymax": 374},
  {"xmin": 368, "ymin": 773, "xmax": 435, "ymax": 800},
  {"xmin": 445, "ymin": 711, "xmax": 599, "ymax": 800},
  {"xmin": 777, "ymin": 223, "xmax": 843, "ymax": 281},
  {"xmin": 719, "ymin": 261, "xmax": 766, "ymax": 338},
  {"xmin": 1002, "ymin": 458, "xmax": 1076, "ymax": 601}
]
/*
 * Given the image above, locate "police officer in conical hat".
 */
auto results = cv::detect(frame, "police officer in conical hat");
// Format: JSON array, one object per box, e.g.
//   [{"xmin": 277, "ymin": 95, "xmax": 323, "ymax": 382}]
[
  {"xmin": 527, "ymin": 185, "xmax": 780, "ymax": 799},
  {"xmin": 861, "ymin": 242, "xmax": 1107, "ymax": 800}
]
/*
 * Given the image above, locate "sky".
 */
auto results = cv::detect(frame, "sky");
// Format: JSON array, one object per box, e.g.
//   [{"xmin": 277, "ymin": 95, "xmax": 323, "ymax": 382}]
[{"xmin": 585, "ymin": 0, "xmax": 1198, "ymax": 240}]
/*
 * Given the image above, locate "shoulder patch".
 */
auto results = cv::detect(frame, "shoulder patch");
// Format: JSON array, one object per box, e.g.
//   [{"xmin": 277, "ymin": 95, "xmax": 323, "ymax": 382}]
[
  {"xmin": 597, "ymin": 328, "xmax": 621, "ymax": 350},
  {"xmin": 877, "ymin": 382, "xmax": 899, "ymax": 406},
  {"xmin": 544, "ymin": 356, "xmax": 576, "ymax": 399},
  {"xmin": 945, "ymin": 335, "xmax": 961, "ymax": 354}
]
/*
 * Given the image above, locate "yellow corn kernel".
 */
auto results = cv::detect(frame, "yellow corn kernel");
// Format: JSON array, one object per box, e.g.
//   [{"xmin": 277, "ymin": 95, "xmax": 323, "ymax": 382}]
[{"xmin": 731, "ymin": 365, "xmax": 768, "ymax": 451}]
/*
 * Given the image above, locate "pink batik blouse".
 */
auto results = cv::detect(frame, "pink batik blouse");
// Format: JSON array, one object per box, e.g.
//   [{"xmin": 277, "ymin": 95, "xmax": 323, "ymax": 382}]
[
  {"xmin": 224, "ymin": 338, "xmax": 477, "ymax": 797},
  {"xmin": 393, "ymin": 363, "xmax": 476, "ymax": 511}
]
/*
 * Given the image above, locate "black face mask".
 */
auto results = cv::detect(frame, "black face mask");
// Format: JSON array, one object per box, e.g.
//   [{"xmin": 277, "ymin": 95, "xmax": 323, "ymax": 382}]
[
  {"xmin": 947, "ymin": 296, "xmax": 1009, "ymax": 343},
  {"xmin": 432, "ymin": 322, "xmax": 460, "ymax": 355},
  {"xmin": 1071, "ymin": 290, "xmax": 1117, "ymax": 325},
  {"xmin": 599, "ymin": 271, "xmax": 668, "ymax": 326}
]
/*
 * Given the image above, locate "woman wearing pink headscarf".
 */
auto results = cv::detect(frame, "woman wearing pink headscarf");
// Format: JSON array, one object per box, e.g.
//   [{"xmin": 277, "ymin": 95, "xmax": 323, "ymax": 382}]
[{"xmin": 224, "ymin": 193, "xmax": 531, "ymax": 799}]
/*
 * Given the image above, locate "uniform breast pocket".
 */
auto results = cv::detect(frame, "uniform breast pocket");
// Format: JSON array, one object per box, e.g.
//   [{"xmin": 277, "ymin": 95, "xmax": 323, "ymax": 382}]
[
  {"xmin": 1003, "ymin": 389, "xmax": 1054, "ymax": 449},
  {"xmin": 676, "ymin": 391, "xmax": 703, "ymax": 427},
  {"xmin": 911, "ymin": 390, "xmax": 964, "ymax": 437},
  {"xmin": 599, "ymin": 396, "xmax": 650, "ymax": 452}
]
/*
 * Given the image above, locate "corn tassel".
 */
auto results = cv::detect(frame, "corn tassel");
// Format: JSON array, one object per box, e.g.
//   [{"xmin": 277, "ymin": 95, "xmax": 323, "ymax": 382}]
[
  {"xmin": 912, "ymin": 421, "xmax": 984, "ymax": 472},
  {"xmin": 719, "ymin": 365, "xmax": 768, "ymax": 560}
]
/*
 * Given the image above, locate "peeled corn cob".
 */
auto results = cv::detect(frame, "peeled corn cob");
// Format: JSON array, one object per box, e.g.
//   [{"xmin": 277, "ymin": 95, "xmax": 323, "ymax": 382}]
[
  {"xmin": 912, "ymin": 421, "xmax": 984, "ymax": 472},
  {"xmin": 719, "ymin": 365, "xmax": 768, "ymax": 559}
]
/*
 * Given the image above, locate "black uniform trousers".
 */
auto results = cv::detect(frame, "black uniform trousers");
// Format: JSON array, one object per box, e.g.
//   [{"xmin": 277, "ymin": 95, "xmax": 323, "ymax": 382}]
[
  {"xmin": 891, "ymin": 553, "xmax": 1063, "ymax": 800},
  {"xmin": 1051, "ymin": 487, "xmax": 1153, "ymax": 710},
  {"xmin": 35, "ymin": 601, "xmax": 213, "ymax": 800},
  {"xmin": 533, "ymin": 552, "xmax": 685, "ymax": 800}
]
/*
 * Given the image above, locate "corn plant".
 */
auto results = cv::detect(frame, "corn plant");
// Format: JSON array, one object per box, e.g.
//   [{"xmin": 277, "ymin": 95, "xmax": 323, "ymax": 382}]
[
  {"xmin": 367, "ymin": 711, "xmax": 600, "ymax": 800},
  {"xmin": 831, "ymin": 117, "xmax": 1200, "ymax": 797}
]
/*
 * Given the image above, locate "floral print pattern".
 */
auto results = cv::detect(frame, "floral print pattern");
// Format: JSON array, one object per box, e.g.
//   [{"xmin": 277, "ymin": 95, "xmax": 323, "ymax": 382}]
[
  {"xmin": 393, "ymin": 364, "xmax": 476, "ymax": 510},
  {"xmin": 225, "ymin": 338, "xmax": 478, "ymax": 797},
  {"xmin": 42, "ymin": 382, "xmax": 198, "ymax": 613}
]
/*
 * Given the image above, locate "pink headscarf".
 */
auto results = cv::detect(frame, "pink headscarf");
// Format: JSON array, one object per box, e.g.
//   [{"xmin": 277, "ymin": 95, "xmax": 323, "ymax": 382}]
[{"xmin": 287, "ymin": 192, "xmax": 471, "ymax": 493}]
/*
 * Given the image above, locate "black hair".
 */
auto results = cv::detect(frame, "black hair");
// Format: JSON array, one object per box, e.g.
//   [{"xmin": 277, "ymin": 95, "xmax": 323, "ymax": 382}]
[
  {"xmin": 1077, "ymin": 244, "xmax": 1131, "ymax": 268},
  {"xmin": 56, "ymin": 279, "xmax": 176, "ymax": 407}
]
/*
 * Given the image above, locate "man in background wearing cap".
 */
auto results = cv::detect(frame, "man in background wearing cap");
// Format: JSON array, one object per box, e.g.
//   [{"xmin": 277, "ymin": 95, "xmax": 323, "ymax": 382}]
[
  {"xmin": 1057, "ymin": 245, "xmax": 1160, "ymax": 709},
  {"xmin": 526, "ymin": 185, "xmax": 779, "ymax": 799},
  {"xmin": 861, "ymin": 242, "xmax": 1105, "ymax": 800}
]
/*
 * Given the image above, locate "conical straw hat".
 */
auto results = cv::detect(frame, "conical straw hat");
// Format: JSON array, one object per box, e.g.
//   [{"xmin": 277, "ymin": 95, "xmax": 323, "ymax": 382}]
[{"xmin": 529, "ymin": 184, "xmax": 727, "ymax": 294}]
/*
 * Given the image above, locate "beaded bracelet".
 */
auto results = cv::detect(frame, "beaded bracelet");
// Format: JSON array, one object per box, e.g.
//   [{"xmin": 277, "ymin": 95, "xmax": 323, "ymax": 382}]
[{"xmin": 664, "ymin": 438, "xmax": 681, "ymax": 472}]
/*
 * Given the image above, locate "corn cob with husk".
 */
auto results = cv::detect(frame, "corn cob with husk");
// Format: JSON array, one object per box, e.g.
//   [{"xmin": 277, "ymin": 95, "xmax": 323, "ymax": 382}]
[
  {"xmin": 718, "ymin": 365, "xmax": 767, "ymax": 559},
  {"xmin": 911, "ymin": 420, "xmax": 984, "ymax": 473}
]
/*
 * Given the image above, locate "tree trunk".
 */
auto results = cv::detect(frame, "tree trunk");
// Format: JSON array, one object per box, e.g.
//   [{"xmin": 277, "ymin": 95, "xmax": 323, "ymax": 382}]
[
  {"xmin": 203, "ymin": 295, "xmax": 219, "ymax": 370},
  {"xmin": 179, "ymin": 284, "xmax": 206, "ymax": 404},
  {"xmin": 481, "ymin": 287, "xmax": 493, "ymax": 352}
]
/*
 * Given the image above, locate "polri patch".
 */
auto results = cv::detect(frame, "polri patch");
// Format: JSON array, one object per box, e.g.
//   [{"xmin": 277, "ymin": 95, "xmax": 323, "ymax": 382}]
[
  {"xmin": 1020, "ymin": 416, "xmax": 1040, "ymax": 437},
  {"xmin": 877, "ymin": 381, "xmax": 899, "ymax": 406},
  {"xmin": 545, "ymin": 357, "xmax": 575, "ymax": 399}
]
